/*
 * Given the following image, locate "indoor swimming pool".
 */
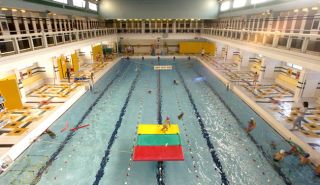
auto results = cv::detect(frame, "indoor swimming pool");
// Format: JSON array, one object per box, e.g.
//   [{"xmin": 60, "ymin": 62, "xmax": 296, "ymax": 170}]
[{"xmin": 0, "ymin": 58, "xmax": 319, "ymax": 185}]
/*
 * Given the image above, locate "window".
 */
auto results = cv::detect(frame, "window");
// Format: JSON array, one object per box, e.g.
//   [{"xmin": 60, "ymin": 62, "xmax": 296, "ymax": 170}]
[
  {"xmin": 89, "ymin": 2, "xmax": 97, "ymax": 11},
  {"xmin": 286, "ymin": 63, "xmax": 303, "ymax": 70},
  {"xmin": 251, "ymin": 0, "xmax": 271, "ymax": 4},
  {"xmin": 73, "ymin": 0, "xmax": 85, "ymax": 8},
  {"xmin": 220, "ymin": 1, "xmax": 231, "ymax": 11},
  {"xmin": 233, "ymin": 0, "xmax": 246, "ymax": 8},
  {"xmin": 53, "ymin": 0, "xmax": 67, "ymax": 4}
]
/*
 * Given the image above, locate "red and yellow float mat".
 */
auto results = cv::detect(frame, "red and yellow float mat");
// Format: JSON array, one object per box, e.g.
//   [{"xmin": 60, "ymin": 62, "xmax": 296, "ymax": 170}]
[{"xmin": 133, "ymin": 124, "xmax": 184, "ymax": 161}]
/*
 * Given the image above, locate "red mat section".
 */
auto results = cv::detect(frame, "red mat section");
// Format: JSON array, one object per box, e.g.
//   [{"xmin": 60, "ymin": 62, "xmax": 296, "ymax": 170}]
[{"xmin": 133, "ymin": 146, "xmax": 184, "ymax": 161}]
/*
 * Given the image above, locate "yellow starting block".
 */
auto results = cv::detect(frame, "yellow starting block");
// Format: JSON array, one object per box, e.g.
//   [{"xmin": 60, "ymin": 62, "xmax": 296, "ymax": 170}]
[{"xmin": 137, "ymin": 124, "xmax": 180, "ymax": 134}]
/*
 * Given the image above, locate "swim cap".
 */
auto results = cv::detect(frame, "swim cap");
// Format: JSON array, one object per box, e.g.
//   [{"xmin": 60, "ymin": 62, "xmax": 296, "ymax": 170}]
[
  {"xmin": 280, "ymin": 149, "xmax": 285, "ymax": 154},
  {"xmin": 304, "ymin": 153, "xmax": 310, "ymax": 158},
  {"xmin": 250, "ymin": 117, "xmax": 254, "ymax": 120},
  {"xmin": 166, "ymin": 116, "xmax": 170, "ymax": 120}
]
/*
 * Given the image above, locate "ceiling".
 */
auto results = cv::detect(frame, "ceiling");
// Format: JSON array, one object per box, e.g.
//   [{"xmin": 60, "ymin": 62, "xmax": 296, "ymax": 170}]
[{"xmin": 99, "ymin": 0, "xmax": 219, "ymax": 19}]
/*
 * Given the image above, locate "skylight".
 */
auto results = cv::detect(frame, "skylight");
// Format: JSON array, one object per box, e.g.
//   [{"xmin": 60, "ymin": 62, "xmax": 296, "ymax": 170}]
[
  {"xmin": 73, "ymin": 0, "xmax": 85, "ymax": 8},
  {"xmin": 53, "ymin": 0, "xmax": 67, "ymax": 4},
  {"xmin": 220, "ymin": 1, "xmax": 231, "ymax": 11},
  {"xmin": 233, "ymin": 0, "xmax": 246, "ymax": 8},
  {"xmin": 89, "ymin": 2, "xmax": 98, "ymax": 11}
]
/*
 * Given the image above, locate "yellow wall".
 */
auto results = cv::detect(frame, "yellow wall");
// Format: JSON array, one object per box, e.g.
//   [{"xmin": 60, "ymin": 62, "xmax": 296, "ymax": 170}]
[
  {"xmin": 277, "ymin": 73, "xmax": 298, "ymax": 87},
  {"xmin": 179, "ymin": 42, "xmax": 216, "ymax": 55},
  {"xmin": 71, "ymin": 52, "xmax": 79, "ymax": 73},
  {"xmin": 0, "ymin": 75, "xmax": 23, "ymax": 110},
  {"xmin": 92, "ymin": 44, "xmax": 103, "ymax": 63}
]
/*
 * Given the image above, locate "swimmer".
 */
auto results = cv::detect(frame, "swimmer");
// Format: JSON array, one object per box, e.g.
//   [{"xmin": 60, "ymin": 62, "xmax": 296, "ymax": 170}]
[
  {"xmin": 173, "ymin": 80, "xmax": 179, "ymax": 85},
  {"xmin": 315, "ymin": 165, "xmax": 320, "ymax": 177},
  {"xmin": 245, "ymin": 117, "xmax": 256, "ymax": 133},
  {"xmin": 178, "ymin": 112, "xmax": 184, "ymax": 120},
  {"xmin": 148, "ymin": 90, "xmax": 152, "ymax": 94},
  {"xmin": 161, "ymin": 116, "xmax": 171, "ymax": 132},
  {"xmin": 270, "ymin": 141, "xmax": 277, "ymax": 150},
  {"xmin": 45, "ymin": 129, "xmax": 56, "ymax": 139},
  {"xmin": 299, "ymin": 153, "xmax": 311, "ymax": 165},
  {"xmin": 273, "ymin": 149, "xmax": 286, "ymax": 162},
  {"xmin": 287, "ymin": 145, "xmax": 299, "ymax": 155}
]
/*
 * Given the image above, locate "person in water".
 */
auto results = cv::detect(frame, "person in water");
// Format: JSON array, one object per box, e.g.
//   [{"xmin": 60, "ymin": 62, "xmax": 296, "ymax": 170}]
[
  {"xmin": 148, "ymin": 90, "xmax": 152, "ymax": 94},
  {"xmin": 273, "ymin": 149, "xmax": 286, "ymax": 162},
  {"xmin": 299, "ymin": 153, "xmax": 311, "ymax": 165},
  {"xmin": 245, "ymin": 117, "xmax": 256, "ymax": 133},
  {"xmin": 45, "ymin": 129, "xmax": 56, "ymax": 139},
  {"xmin": 178, "ymin": 112, "xmax": 184, "ymax": 120},
  {"xmin": 162, "ymin": 117, "xmax": 171, "ymax": 132},
  {"xmin": 173, "ymin": 80, "xmax": 179, "ymax": 85},
  {"xmin": 315, "ymin": 165, "xmax": 320, "ymax": 177}
]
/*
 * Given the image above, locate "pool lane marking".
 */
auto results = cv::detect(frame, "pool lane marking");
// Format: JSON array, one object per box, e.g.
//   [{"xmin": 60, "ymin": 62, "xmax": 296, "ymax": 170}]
[
  {"xmin": 173, "ymin": 81, "xmax": 201, "ymax": 184},
  {"xmin": 176, "ymin": 67, "xmax": 229, "ymax": 185},
  {"xmin": 192, "ymin": 69, "xmax": 292, "ymax": 185},
  {"xmin": 124, "ymin": 67, "xmax": 150, "ymax": 184},
  {"xmin": 156, "ymin": 60, "xmax": 165, "ymax": 185},
  {"xmin": 92, "ymin": 66, "xmax": 141, "ymax": 185},
  {"xmin": 30, "ymin": 62, "xmax": 130, "ymax": 185}
]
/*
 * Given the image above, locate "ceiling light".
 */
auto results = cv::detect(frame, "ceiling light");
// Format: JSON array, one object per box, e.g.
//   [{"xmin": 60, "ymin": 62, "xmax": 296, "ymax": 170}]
[
  {"xmin": 312, "ymin": 7, "xmax": 318, "ymax": 10},
  {"xmin": 302, "ymin": 8, "xmax": 308, "ymax": 12},
  {"xmin": 293, "ymin": 9, "xmax": 299, "ymax": 13},
  {"xmin": 1, "ymin": 8, "xmax": 8, "ymax": 11},
  {"xmin": 21, "ymin": 10, "xmax": 26, "ymax": 13},
  {"xmin": 12, "ymin": 9, "xmax": 17, "ymax": 12}
]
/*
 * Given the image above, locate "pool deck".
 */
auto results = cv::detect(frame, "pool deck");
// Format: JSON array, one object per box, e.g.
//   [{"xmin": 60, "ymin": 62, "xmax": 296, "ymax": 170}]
[
  {"xmin": 0, "ymin": 58, "xmax": 120, "ymax": 168},
  {"xmin": 198, "ymin": 55, "xmax": 320, "ymax": 165}
]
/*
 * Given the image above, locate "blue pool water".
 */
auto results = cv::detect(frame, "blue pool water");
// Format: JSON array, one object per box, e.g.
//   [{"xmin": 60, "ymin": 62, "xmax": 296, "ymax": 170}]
[{"xmin": 0, "ymin": 58, "xmax": 319, "ymax": 185}]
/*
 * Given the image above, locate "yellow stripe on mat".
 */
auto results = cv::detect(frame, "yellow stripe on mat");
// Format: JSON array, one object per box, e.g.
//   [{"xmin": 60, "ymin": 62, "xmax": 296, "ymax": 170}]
[{"xmin": 137, "ymin": 124, "xmax": 180, "ymax": 135}]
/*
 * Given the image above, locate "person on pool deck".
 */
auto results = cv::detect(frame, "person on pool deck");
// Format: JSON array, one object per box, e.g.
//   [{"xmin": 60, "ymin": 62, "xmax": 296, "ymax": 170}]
[
  {"xmin": 291, "ymin": 112, "xmax": 308, "ymax": 131},
  {"xmin": 161, "ymin": 116, "xmax": 171, "ymax": 132},
  {"xmin": 178, "ymin": 112, "xmax": 184, "ymax": 120},
  {"xmin": 299, "ymin": 153, "xmax": 311, "ymax": 165},
  {"xmin": 173, "ymin": 80, "xmax": 179, "ymax": 85},
  {"xmin": 245, "ymin": 117, "xmax": 256, "ymax": 133},
  {"xmin": 0, "ymin": 93, "xmax": 5, "ymax": 112},
  {"xmin": 273, "ymin": 149, "xmax": 286, "ymax": 162},
  {"xmin": 253, "ymin": 72, "xmax": 259, "ymax": 87},
  {"xmin": 201, "ymin": 48, "xmax": 205, "ymax": 57}
]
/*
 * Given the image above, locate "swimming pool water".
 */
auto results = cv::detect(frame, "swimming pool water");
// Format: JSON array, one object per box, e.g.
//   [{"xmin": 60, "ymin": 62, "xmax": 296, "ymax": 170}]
[{"xmin": 0, "ymin": 58, "xmax": 319, "ymax": 185}]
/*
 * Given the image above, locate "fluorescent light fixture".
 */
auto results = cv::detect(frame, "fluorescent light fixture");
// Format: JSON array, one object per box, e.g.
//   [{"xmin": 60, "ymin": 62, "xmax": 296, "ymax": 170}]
[
  {"xmin": 312, "ymin": 7, "xmax": 318, "ymax": 10},
  {"xmin": 1, "ymin": 8, "xmax": 8, "ymax": 11},
  {"xmin": 302, "ymin": 8, "xmax": 309, "ymax": 12},
  {"xmin": 12, "ymin": 9, "xmax": 17, "ymax": 12},
  {"xmin": 294, "ymin": 9, "xmax": 299, "ymax": 13},
  {"xmin": 233, "ymin": 0, "xmax": 246, "ymax": 8},
  {"xmin": 21, "ymin": 9, "xmax": 26, "ymax": 13},
  {"xmin": 220, "ymin": 1, "xmax": 231, "ymax": 11}
]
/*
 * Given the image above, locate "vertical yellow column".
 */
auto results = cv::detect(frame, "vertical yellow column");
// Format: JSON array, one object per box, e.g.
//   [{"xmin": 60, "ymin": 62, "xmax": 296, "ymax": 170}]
[
  {"xmin": 57, "ymin": 55, "xmax": 67, "ymax": 80},
  {"xmin": 71, "ymin": 52, "xmax": 80, "ymax": 73},
  {"xmin": 0, "ymin": 75, "xmax": 23, "ymax": 110},
  {"xmin": 92, "ymin": 44, "xmax": 103, "ymax": 63}
]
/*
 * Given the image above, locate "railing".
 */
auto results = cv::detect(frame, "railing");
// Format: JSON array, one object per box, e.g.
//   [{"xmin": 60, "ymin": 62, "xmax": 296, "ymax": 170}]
[
  {"xmin": 201, "ymin": 28, "xmax": 320, "ymax": 55},
  {"xmin": 0, "ymin": 28, "xmax": 117, "ymax": 57},
  {"xmin": 1, "ymin": 26, "xmax": 319, "ymax": 58}
]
